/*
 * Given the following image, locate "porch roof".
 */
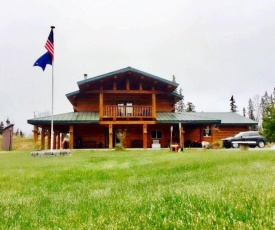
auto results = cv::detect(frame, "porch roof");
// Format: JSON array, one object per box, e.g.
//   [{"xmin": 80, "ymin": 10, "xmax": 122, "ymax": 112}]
[
  {"xmin": 192, "ymin": 112, "xmax": 258, "ymax": 125},
  {"xmin": 157, "ymin": 112, "xmax": 257, "ymax": 125},
  {"xmin": 156, "ymin": 112, "xmax": 221, "ymax": 124},
  {"xmin": 27, "ymin": 112, "xmax": 99, "ymax": 125},
  {"xmin": 27, "ymin": 111, "xmax": 257, "ymax": 126}
]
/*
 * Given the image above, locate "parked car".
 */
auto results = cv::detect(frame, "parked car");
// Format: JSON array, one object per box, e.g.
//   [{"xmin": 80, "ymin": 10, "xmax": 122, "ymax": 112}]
[{"xmin": 222, "ymin": 131, "xmax": 266, "ymax": 148}]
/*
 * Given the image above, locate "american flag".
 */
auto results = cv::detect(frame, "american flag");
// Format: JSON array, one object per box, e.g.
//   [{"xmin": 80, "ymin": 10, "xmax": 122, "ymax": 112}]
[{"xmin": 45, "ymin": 29, "xmax": 54, "ymax": 60}]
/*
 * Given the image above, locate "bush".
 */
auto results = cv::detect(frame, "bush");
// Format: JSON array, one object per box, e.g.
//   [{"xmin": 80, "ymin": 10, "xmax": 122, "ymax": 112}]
[
  {"xmin": 115, "ymin": 143, "xmax": 125, "ymax": 151},
  {"xmin": 211, "ymin": 140, "xmax": 222, "ymax": 149}
]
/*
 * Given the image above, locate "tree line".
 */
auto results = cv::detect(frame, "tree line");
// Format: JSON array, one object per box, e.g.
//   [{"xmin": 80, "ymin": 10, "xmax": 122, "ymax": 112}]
[
  {"xmin": 0, "ymin": 118, "xmax": 24, "ymax": 137},
  {"xmin": 173, "ymin": 74, "xmax": 275, "ymax": 142}
]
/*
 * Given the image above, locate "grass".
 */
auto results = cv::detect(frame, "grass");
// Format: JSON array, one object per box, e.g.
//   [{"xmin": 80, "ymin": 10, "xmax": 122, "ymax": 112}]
[{"xmin": 0, "ymin": 149, "xmax": 274, "ymax": 229}]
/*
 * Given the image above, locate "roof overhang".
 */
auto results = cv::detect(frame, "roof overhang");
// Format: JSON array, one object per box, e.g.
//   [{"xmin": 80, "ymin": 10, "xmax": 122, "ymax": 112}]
[
  {"xmin": 77, "ymin": 67, "xmax": 179, "ymax": 88},
  {"xmin": 156, "ymin": 112, "xmax": 221, "ymax": 124},
  {"xmin": 27, "ymin": 112, "xmax": 99, "ymax": 125}
]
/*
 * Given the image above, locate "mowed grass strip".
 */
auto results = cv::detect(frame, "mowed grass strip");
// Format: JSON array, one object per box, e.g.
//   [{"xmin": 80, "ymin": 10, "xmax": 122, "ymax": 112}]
[{"xmin": 0, "ymin": 149, "xmax": 274, "ymax": 229}]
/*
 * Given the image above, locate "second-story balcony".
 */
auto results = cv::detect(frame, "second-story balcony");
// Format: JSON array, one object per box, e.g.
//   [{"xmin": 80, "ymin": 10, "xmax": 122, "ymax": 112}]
[{"xmin": 103, "ymin": 105, "xmax": 152, "ymax": 119}]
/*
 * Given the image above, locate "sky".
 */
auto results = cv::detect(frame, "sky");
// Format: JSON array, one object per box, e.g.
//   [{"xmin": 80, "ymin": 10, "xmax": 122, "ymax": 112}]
[{"xmin": 1, "ymin": 0, "xmax": 275, "ymax": 136}]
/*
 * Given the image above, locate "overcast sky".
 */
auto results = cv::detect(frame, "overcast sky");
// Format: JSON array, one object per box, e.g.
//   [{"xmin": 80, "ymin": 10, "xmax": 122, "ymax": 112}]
[{"xmin": 1, "ymin": 0, "xmax": 275, "ymax": 135}]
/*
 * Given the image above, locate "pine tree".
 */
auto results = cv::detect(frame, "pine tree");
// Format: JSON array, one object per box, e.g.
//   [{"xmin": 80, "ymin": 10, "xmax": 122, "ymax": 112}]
[
  {"xmin": 0, "ymin": 121, "xmax": 4, "ymax": 135},
  {"xmin": 175, "ymin": 99, "xmax": 185, "ymax": 112},
  {"xmin": 262, "ymin": 105, "xmax": 275, "ymax": 142},
  {"xmin": 247, "ymin": 98, "xmax": 255, "ymax": 120},
  {"xmin": 260, "ymin": 91, "xmax": 271, "ymax": 116},
  {"xmin": 186, "ymin": 102, "xmax": 195, "ymax": 112},
  {"xmin": 243, "ymin": 107, "xmax": 246, "ymax": 117},
  {"xmin": 175, "ymin": 88, "xmax": 185, "ymax": 112},
  {"xmin": 230, "ymin": 95, "xmax": 237, "ymax": 112}
]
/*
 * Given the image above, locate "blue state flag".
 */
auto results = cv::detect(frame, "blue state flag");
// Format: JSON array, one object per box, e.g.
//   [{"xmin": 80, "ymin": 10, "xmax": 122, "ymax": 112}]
[{"xmin": 33, "ymin": 52, "xmax": 52, "ymax": 71}]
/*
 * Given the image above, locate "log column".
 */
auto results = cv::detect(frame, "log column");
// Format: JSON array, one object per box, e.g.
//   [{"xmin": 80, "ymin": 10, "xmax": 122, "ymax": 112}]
[
  {"xmin": 152, "ymin": 94, "xmax": 156, "ymax": 118},
  {"xmin": 99, "ymin": 92, "xmax": 103, "ymax": 120},
  {"xmin": 179, "ymin": 123, "xmax": 184, "ymax": 149},
  {"xmin": 143, "ymin": 124, "xmax": 147, "ymax": 149},
  {"xmin": 53, "ymin": 131, "xmax": 57, "ymax": 149},
  {"xmin": 57, "ymin": 132, "xmax": 61, "ymax": 149},
  {"xmin": 33, "ymin": 125, "xmax": 38, "ymax": 143},
  {"xmin": 41, "ymin": 126, "xmax": 45, "ymax": 150},
  {"xmin": 47, "ymin": 128, "xmax": 51, "ymax": 150},
  {"xmin": 109, "ymin": 124, "xmax": 113, "ymax": 149},
  {"xmin": 69, "ymin": 125, "xmax": 74, "ymax": 149}
]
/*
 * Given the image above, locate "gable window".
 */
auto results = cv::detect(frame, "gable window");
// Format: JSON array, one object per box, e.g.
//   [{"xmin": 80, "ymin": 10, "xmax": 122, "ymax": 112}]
[
  {"xmin": 151, "ymin": 130, "xmax": 163, "ymax": 139},
  {"xmin": 203, "ymin": 126, "xmax": 211, "ymax": 137}
]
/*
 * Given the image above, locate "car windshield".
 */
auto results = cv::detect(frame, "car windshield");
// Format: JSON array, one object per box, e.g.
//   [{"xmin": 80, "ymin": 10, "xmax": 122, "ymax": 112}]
[{"xmin": 234, "ymin": 132, "xmax": 245, "ymax": 138}]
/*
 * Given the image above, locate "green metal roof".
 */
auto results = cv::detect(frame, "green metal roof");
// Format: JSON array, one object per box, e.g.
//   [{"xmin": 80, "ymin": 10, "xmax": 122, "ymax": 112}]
[
  {"xmin": 27, "ymin": 111, "xmax": 257, "ymax": 126},
  {"xmin": 77, "ymin": 66, "xmax": 179, "ymax": 87},
  {"xmin": 156, "ymin": 112, "xmax": 257, "ymax": 125},
  {"xmin": 27, "ymin": 112, "xmax": 99, "ymax": 125},
  {"xmin": 157, "ymin": 112, "xmax": 221, "ymax": 124},
  {"xmin": 192, "ymin": 112, "xmax": 258, "ymax": 125}
]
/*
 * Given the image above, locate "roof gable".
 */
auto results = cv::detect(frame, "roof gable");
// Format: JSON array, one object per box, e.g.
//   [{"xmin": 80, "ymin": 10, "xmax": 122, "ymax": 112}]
[{"xmin": 77, "ymin": 66, "xmax": 179, "ymax": 88}]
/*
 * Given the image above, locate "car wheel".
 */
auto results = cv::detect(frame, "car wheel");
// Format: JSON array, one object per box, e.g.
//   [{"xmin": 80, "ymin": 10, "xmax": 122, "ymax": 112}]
[
  {"xmin": 258, "ymin": 141, "xmax": 265, "ymax": 148},
  {"xmin": 232, "ymin": 143, "xmax": 239, "ymax": 148}
]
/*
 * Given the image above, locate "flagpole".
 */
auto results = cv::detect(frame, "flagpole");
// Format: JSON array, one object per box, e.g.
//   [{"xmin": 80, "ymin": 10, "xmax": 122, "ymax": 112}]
[{"xmin": 50, "ymin": 26, "xmax": 55, "ymax": 153}]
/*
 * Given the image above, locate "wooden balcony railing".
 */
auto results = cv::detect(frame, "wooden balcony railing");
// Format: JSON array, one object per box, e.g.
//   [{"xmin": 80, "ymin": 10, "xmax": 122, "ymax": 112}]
[{"xmin": 103, "ymin": 105, "xmax": 152, "ymax": 118}]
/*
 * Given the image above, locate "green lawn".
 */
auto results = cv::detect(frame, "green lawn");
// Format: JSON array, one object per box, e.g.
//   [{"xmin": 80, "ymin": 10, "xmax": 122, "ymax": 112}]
[{"xmin": 0, "ymin": 149, "xmax": 274, "ymax": 229}]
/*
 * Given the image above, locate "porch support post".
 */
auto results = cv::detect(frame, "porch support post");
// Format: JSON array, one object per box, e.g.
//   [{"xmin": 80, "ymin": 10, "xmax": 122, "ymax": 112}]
[
  {"xmin": 109, "ymin": 124, "xmax": 113, "ymax": 149},
  {"xmin": 41, "ymin": 126, "xmax": 45, "ymax": 150},
  {"xmin": 152, "ymin": 94, "xmax": 156, "ymax": 118},
  {"xmin": 61, "ymin": 133, "xmax": 64, "ymax": 149},
  {"xmin": 143, "ymin": 124, "xmax": 147, "ymax": 149},
  {"xmin": 181, "ymin": 124, "xmax": 185, "ymax": 148},
  {"xmin": 99, "ymin": 92, "xmax": 103, "ymax": 120},
  {"xmin": 53, "ymin": 131, "xmax": 57, "ymax": 149},
  {"xmin": 33, "ymin": 125, "xmax": 38, "ymax": 143},
  {"xmin": 179, "ymin": 123, "xmax": 184, "ymax": 149},
  {"xmin": 211, "ymin": 125, "xmax": 215, "ymax": 143},
  {"xmin": 69, "ymin": 125, "xmax": 74, "ymax": 149},
  {"xmin": 47, "ymin": 128, "xmax": 51, "ymax": 150},
  {"xmin": 57, "ymin": 132, "xmax": 61, "ymax": 149}
]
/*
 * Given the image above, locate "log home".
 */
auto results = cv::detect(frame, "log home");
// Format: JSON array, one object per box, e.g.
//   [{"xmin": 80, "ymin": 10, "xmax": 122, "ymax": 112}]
[{"xmin": 27, "ymin": 67, "xmax": 257, "ymax": 149}]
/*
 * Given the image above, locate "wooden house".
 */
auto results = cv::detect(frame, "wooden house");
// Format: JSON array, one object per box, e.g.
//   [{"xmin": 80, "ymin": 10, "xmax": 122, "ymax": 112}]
[{"xmin": 27, "ymin": 67, "xmax": 257, "ymax": 149}]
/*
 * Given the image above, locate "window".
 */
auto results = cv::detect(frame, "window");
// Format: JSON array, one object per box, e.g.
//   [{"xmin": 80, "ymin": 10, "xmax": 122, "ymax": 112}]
[
  {"xmin": 117, "ymin": 101, "xmax": 133, "ymax": 116},
  {"xmin": 203, "ymin": 126, "xmax": 211, "ymax": 137},
  {"xmin": 126, "ymin": 102, "xmax": 133, "ymax": 116},
  {"xmin": 117, "ymin": 102, "xmax": 125, "ymax": 116},
  {"xmin": 151, "ymin": 130, "xmax": 163, "ymax": 139}
]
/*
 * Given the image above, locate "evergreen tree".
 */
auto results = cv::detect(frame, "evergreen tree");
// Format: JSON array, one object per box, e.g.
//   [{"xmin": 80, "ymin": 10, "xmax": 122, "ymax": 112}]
[
  {"xmin": 230, "ymin": 95, "xmax": 237, "ymax": 112},
  {"xmin": 247, "ymin": 98, "xmax": 255, "ymax": 120},
  {"xmin": 186, "ymin": 102, "xmax": 195, "ymax": 112},
  {"xmin": 0, "ymin": 121, "xmax": 4, "ymax": 135},
  {"xmin": 260, "ymin": 91, "xmax": 271, "ymax": 115},
  {"xmin": 262, "ymin": 105, "xmax": 275, "ymax": 142},
  {"xmin": 175, "ymin": 99, "xmax": 185, "ymax": 112},
  {"xmin": 6, "ymin": 118, "xmax": 10, "ymax": 125},
  {"xmin": 174, "ymin": 88, "xmax": 185, "ymax": 112},
  {"xmin": 243, "ymin": 107, "xmax": 246, "ymax": 117}
]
